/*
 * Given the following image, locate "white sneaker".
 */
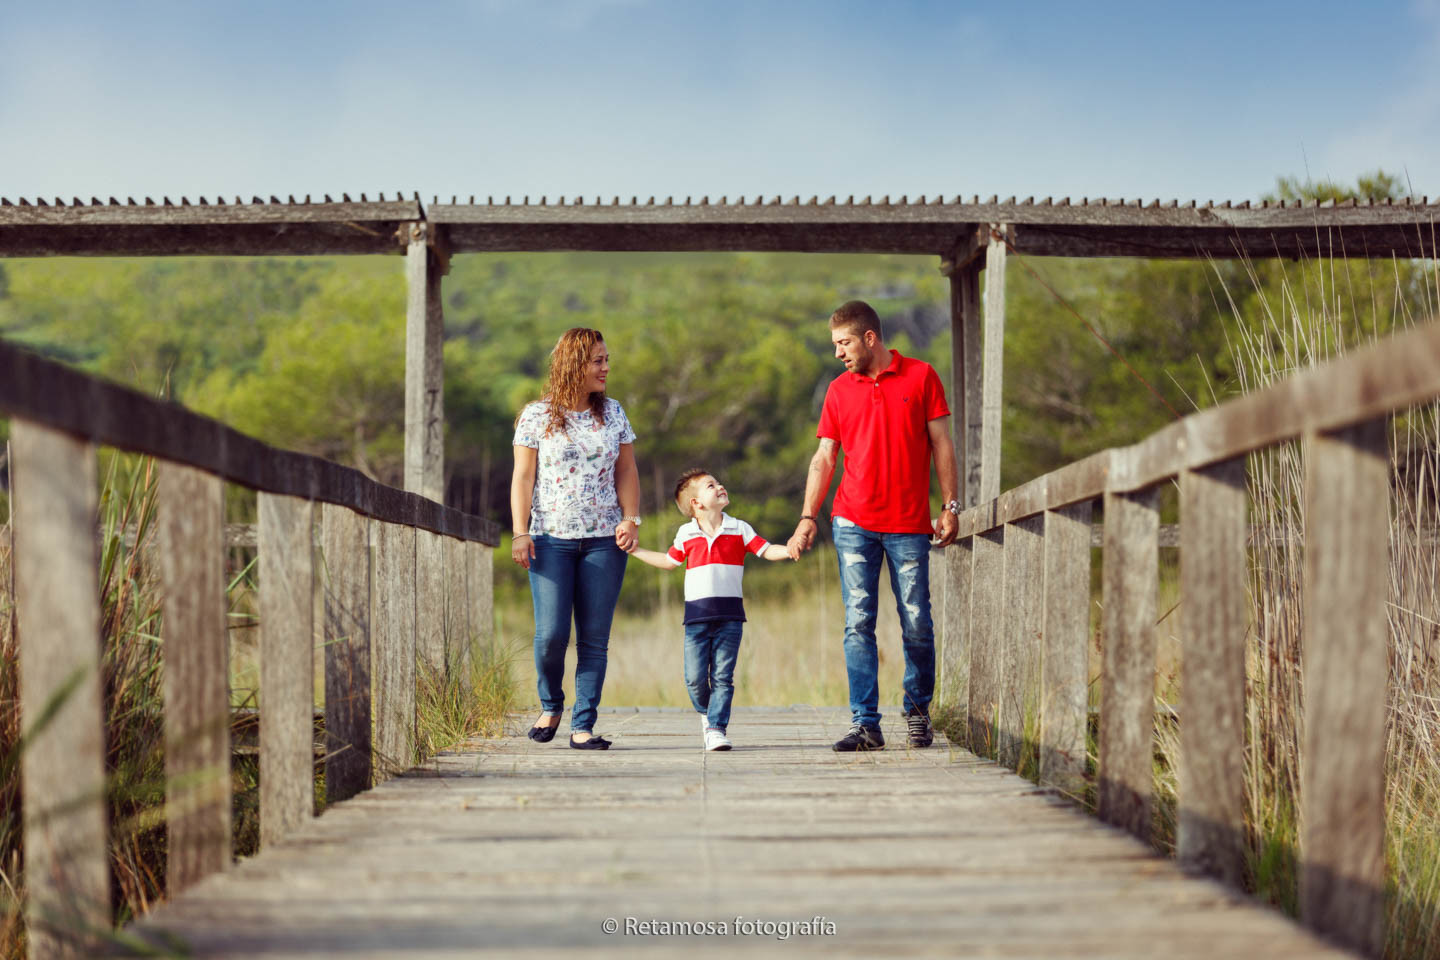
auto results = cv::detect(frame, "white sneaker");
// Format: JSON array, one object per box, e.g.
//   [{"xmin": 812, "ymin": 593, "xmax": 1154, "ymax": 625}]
[
  {"xmin": 704, "ymin": 728, "xmax": 732, "ymax": 752},
  {"xmin": 699, "ymin": 712, "xmax": 709, "ymax": 734}
]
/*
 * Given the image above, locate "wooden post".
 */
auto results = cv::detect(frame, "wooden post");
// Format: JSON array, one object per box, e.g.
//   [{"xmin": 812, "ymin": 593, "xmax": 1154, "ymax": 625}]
[
  {"xmin": 1178, "ymin": 459, "xmax": 1248, "ymax": 887},
  {"xmin": 948, "ymin": 264, "xmax": 983, "ymax": 508},
  {"xmin": 1040, "ymin": 500, "xmax": 1092, "ymax": 795},
  {"xmin": 968, "ymin": 527, "xmax": 1005, "ymax": 756},
  {"xmin": 404, "ymin": 223, "xmax": 445, "ymax": 503},
  {"xmin": 12, "ymin": 420, "xmax": 109, "ymax": 956},
  {"xmin": 999, "ymin": 515, "xmax": 1044, "ymax": 770},
  {"xmin": 258, "ymin": 492, "xmax": 315, "ymax": 847},
  {"xmin": 1098, "ymin": 486, "xmax": 1159, "ymax": 841},
  {"xmin": 980, "ymin": 225, "xmax": 1008, "ymax": 503},
  {"xmin": 321, "ymin": 503, "xmax": 371, "ymax": 802},
  {"xmin": 415, "ymin": 528, "xmax": 446, "ymax": 678},
  {"xmin": 157, "ymin": 462, "xmax": 231, "ymax": 893},
  {"xmin": 372, "ymin": 522, "xmax": 417, "ymax": 780},
  {"xmin": 937, "ymin": 536, "xmax": 972, "ymax": 725},
  {"xmin": 444, "ymin": 535, "xmax": 468, "ymax": 675},
  {"xmin": 1301, "ymin": 422, "xmax": 1388, "ymax": 957},
  {"xmin": 467, "ymin": 539, "xmax": 494, "ymax": 648}
]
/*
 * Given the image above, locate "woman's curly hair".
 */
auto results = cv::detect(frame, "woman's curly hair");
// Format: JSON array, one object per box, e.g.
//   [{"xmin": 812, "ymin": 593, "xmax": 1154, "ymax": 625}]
[{"xmin": 535, "ymin": 327, "xmax": 607, "ymax": 437}]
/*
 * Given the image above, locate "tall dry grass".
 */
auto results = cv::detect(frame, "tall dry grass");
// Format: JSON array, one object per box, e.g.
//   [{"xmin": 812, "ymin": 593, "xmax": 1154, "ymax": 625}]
[{"xmin": 1218, "ymin": 253, "xmax": 1440, "ymax": 958}]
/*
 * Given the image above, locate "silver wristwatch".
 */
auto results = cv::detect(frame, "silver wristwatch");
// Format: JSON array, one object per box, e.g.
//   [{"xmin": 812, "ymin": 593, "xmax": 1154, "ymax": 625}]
[
  {"xmin": 623, "ymin": 515, "xmax": 643, "ymax": 526},
  {"xmin": 944, "ymin": 499, "xmax": 962, "ymax": 516}
]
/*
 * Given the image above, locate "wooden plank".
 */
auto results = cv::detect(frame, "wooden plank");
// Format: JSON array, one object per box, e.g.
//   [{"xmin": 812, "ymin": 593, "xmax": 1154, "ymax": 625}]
[
  {"xmin": 467, "ymin": 538, "xmax": 494, "ymax": 648},
  {"xmin": 415, "ymin": 529, "xmax": 446, "ymax": 678},
  {"xmin": 999, "ymin": 515, "xmax": 1044, "ymax": 769},
  {"xmin": 948, "ymin": 263, "xmax": 983, "ymax": 508},
  {"xmin": 258, "ymin": 493, "xmax": 316, "ymax": 846},
  {"xmin": 157, "ymin": 462, "xmax": 231, "ymax": 893},
  {"xmin": 322, "ymin": 504, "xmax": 372, "ymax": 802},
  {"xmin": 444, "ymin": 536, "xmax": 468, "ymax": 674},
  {"xmin": 1098, "ymin": 486, "xmax": 1159, "ymax": 841},
  {"xmin": 1300, "ymin": 422, "xmax": 1388, "ymax": 957},
  {"xmin": 0, "ymin": 338, "xmax": 502, "ymax": 545},
  {"xmin": 1040, "ymin": 500, "xmax": 1092, "ymax": 795},
  {"xmin": 404, "ymin": 225, "xmax": 445, "ymax": 503},
  {"xmin": 11, "ymin": 420, "xmax": 109, "ymax": 957},
  {"xmin": 968, "ymin": 528, "xmax": 1005, "ymax": 756},
  {"xmin": 1177, "ymin": 458, "xmax": 1248, "ymax": 887},
  {"xmin": 980, "ymin": 225, "xmax": 1007, "ymax": 503},
  {"xmin": 938, "ymin": 537, "xmax": 972, "ymax": 729},
  {"xmin": 373, "ymin": 522, "xmax": 417, "ymax": 780}
]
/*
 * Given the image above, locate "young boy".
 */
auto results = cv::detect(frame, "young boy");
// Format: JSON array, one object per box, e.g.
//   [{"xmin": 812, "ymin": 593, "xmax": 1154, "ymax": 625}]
[{"xmin": 627, "ymin": 469, "xmax": 793, "ymax": 751}]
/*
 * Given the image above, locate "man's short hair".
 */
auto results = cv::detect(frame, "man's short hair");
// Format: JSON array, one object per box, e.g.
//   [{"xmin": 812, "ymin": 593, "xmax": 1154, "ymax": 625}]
[
  {"xmin": 829, "ymin": 300, "xmax": 882, "ymax": 339},
  {"xmin": 673, "ymin": 468, "xmax": 711, "ymax": 518}
]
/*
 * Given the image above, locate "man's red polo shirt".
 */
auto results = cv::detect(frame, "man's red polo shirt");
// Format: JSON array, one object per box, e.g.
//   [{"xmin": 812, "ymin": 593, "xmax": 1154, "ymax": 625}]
[{"xmin": 817, "ymin": 349, "xmax": 950, "ymax": 534}]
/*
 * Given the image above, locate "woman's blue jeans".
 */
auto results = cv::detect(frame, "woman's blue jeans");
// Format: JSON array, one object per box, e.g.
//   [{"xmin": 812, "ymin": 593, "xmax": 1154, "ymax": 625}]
[
  {"xmin": 683, "ymin": 620, "xmax": 744, "ymax": 731},
  {"xmin": 832, "ymin": 518, "xmax": 935, "ymax": 729},
  {"xmin": 528, "ymin": 534, "xmax": 628, "ymax": 734}
]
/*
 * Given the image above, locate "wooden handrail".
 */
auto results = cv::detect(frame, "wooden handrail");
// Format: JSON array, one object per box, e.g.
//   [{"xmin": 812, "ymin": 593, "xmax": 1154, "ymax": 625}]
[{"xmin": 0, "ymin": 338, "xmax": 500, "ymax": 546}]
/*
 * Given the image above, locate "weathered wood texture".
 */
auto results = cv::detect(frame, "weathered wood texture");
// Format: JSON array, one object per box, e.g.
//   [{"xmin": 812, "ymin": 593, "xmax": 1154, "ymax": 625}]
[
  {"xmin": 948, "ymin": 264, "xmax": 983, "ymax": 508},
  {"xmin": 11, "ymin": 421, "xmax": 110, "ymax": 957},
  {"xmin": 1040, "ymin": 501, "xmax": 1092, "ymax": 795},
  {"xmin": 258, "ymin": 493, "xmax": 316, "ymax": 846},
  {"xmin": 373, "ymin": 522, "xmax": 417, "ymax": 781},
  {"xmin": 404, "ymin": 228, "xmax": 445, "ymax": 503},
  {"xmin": 938, "ymin": 536, "xmax": 972, "ymax": 727},
  {"xmin": 0, "ymin": 338, "xmax": 499, "ymax": 545},
  {"xmin": 999, "ymin": 515, "xmax": 1043, "ymax": 769},
  {"xmin": 0, "ymin": 199, "xmax": 421, "ymax": 256},
  {"xmin": 1177, "ymin": 459, "xmax": 1248, "ymax": 887},
  {"xmin": 132, "ymin": 708, "xmax": 1358, "ymax": 959},
  {"xmin": 444, "ymin": 536, "xmax": 469, "ymax": 674},
  {"xmin": 968, "ymin": 529, "xmax": 1005, "ymax": 756},
  {"xmin": 1301, "ymin": 423, "xmax": 1389, "ymax": 957},
  {"xmin": 980, "ymin": 226, "xmax": 1007, "ymax": 504},
  {"xmin": 424, "ymin": 198, "xmax": 1440, "ymax": 258},
  {"xmin": 1098, "ymin": 487, "xmax": 1159, "ymax": 841},
  {"xmin": 954, "ymin": 318, "xmax": 1440, "ymax": 534},
  {"xmin": 467, "ymin": 539, "xmax": 494, "ymax": 648},
  {"xmin": 157, "ymin": 463, "xmax": 231, "ymax": 893},
  {"xmin": 321, "ymin": 505, "xmax": 372, "ymax": 802},
  {"xmin": 415, "ymin": 529, "xmax": 446, "ymax": 677}
]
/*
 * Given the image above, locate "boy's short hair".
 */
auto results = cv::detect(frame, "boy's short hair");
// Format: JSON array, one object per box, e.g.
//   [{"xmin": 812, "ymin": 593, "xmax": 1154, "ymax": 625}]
[
  {"xmin": 829, "ymin": 300, "xmax": 882, "ymax": 340},
  {"xmin": 673, "ymin": 468, "xmax": 711, "ymax": 518}
]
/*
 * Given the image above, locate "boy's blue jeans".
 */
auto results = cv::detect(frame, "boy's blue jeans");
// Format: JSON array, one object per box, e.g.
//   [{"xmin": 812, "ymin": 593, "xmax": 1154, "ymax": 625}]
[
  {"xmin": 832, "ymin": 518, "xmax": 935, "ymax": 729},
  {"xmin": 528, "ymin": 534, "xmax": 628, "ymax": 734},
  {"xmin": 683, "ymin": 620, "xmax": 744, "ymax": 731}
]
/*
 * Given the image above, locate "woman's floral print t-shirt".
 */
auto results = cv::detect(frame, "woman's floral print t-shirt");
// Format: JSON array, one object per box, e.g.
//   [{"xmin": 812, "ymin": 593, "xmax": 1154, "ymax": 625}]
[{"xmin": 513, "ymin": 398, "xmax": 636, "ymax": 539}]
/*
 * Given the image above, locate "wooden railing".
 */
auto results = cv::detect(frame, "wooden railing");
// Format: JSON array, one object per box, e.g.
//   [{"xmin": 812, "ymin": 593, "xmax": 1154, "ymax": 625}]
[
  {"xmin": 937, "ymin": 320, "xmax": 1440, "ymax": 957},
  {"xmin": 0, "ymin": 339, "xmax": 500, "ymax": 956}
]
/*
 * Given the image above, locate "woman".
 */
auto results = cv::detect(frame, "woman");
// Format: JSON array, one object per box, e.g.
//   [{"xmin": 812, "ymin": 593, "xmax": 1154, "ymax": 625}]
[{"xmin": 511, "ymin": 327, "xmax": 641, "ymax": 749}]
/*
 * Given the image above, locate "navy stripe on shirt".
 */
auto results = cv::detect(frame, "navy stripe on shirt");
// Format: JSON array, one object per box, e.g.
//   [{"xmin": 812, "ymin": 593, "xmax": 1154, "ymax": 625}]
[{"xmin": 683, "ymin": 595, "xmax": 746, "ymax": 624}]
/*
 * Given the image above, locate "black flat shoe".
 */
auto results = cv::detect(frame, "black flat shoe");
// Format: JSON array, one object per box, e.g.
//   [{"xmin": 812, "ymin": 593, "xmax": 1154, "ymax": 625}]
[
  {"xmin": 569, "ymin": 734, "xmax": 612, "ymax": 750},
  {"xmin": 527, "ymin": 723, "xmax": 558, "ymax": 743}
]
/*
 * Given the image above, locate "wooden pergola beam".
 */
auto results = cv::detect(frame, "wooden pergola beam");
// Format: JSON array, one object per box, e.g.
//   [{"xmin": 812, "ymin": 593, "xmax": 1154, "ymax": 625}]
[{"xmin": 3, "ymin": 196, "xmax": 1436, "ymax": 259}]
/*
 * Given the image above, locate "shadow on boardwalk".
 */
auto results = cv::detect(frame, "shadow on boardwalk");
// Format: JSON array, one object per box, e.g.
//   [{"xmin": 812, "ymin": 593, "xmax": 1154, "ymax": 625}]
[{"xmin": 132, "ymin": 707, "xmax": 1357, "ymax": 959}]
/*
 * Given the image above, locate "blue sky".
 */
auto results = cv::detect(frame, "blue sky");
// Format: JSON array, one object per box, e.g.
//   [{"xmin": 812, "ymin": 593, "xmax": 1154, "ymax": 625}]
[{"xmin": 2, "ymin": 0, "xmax": 1437, "ymax": 203}]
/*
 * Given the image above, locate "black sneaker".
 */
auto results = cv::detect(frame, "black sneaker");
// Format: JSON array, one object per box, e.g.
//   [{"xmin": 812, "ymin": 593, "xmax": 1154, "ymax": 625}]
[
  {"xmin": 905, "ymin": 708, "xmax": 933, "ymax": 748},
  {"xmin": 832, "ymin": 724, "xmax": 885, "ymax": 752}
]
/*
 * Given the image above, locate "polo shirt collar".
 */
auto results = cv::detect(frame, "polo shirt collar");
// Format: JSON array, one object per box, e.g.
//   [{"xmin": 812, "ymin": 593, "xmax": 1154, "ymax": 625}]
[{"xmin": 851, "ymin": 349, "xmax": 904, "ymax": 383}]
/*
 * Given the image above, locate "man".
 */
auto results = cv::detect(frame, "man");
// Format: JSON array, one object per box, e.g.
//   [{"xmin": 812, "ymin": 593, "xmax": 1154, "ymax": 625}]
[{"xmin": 787, "ymin": 300, "xmax": 960, "ymax": 751}]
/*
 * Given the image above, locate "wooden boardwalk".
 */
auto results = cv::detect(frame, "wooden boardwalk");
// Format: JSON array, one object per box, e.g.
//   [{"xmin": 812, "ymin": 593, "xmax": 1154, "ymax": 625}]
[{"xmin": 132, "ymin": 708, "xmax": 1356, "ymax": 958}]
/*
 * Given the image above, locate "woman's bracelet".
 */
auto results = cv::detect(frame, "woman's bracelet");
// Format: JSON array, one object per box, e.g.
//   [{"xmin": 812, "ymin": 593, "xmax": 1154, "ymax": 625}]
[{"xmin": 512, "ymin": 533, "xmax": 531, "ymax": 540}]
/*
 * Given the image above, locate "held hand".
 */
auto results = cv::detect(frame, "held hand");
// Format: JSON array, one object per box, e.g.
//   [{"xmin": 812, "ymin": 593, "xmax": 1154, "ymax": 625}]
[
  {"xmin": 511, "ymin": 534, "xmax": 535, "ymax": 569},
  {"xmin": 933, "ymin": 509, "xmax": 959, "ymax": 548},
  {"xmin": 786, "ymin": 518, "xmax": 818, "ymax": 560},
  {"xmin": 615, "ymin": 520, "xmax": 639, "ymax": 553}
]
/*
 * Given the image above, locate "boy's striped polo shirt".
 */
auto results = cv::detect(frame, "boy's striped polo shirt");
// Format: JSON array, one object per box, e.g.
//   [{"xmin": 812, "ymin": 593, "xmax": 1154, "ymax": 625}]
[{"xmin": 666, "ymin": 514, "xmax": 769, "ymax": 624}]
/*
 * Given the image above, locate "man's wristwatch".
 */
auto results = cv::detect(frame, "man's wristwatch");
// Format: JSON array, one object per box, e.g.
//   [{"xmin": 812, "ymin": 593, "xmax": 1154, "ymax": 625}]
[
  {"xmin": 622, "ymin": 515, "xmax": 643, "ymax": 526},
  {"xmin": 800, "ymin": 514, "xmax": 817, "ymax": 524},
  {"xmin": 943, "ymin": 500, "xmax": 962, "ymax": 516}
]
